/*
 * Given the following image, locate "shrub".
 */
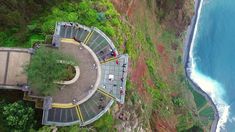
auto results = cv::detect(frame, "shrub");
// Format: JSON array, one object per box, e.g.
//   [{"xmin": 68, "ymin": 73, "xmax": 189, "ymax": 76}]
[
  {"xmin": 2, "ymin": 101, "xmax": 35, "ymax": 131},
  {"xmin": 94, "ymin": 113, "xmax": 115, "ymax": 131},
  {"xmin": 172, "ymin": 96, "xmax": 185, "ymax": 107},
  {"xmin": 58, "ymin": 125, "xmax": 90, "ymax": 132}
]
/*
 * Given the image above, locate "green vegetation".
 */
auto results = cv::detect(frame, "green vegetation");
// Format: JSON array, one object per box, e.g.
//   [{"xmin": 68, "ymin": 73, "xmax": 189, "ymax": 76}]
[
  {"xmin": 146, "ymin": 35, "xmax": 157, "ymax": 54},
  {"xmin": 199, "ymin": 106, "xmax": 214, "ymax": 119},
  {"xmin": 184, "ymin": 125, "xmax": 203, "ymax": 132},
  {"xmin": 159, "ymin": 31, "xmax": 179, "ymax": 46},
  {"xmin": 25, "ymin": 46, "xmax": 76, "ymax": 95},
  {"xmin": 0, "ymin": 0, "xmax": 65, "ymax": 47},
  {"xmin": 146, "ymin": 59, "xmax": 165, "ymax": 88},
  {"xmin": 189, "ymin": 85, "xmax": 207, "ymax": 109},
  {"xmin": 0, "ymin": 0, "xmax": 125, "ymax": 50},
  {"xmin": 93, "ymin": 113, "xmax": 116, "ymax": 131},
  {"xmin": 176, "ymin": 112, "xmax": 194, "ymax": 131},
  {"xmin": 37, "ymin": 125, "xmax": 91, "ymax": 132},
  {"xmin": 0, "ymin": 91, "xmax": 25, "ymax": 131},
  {"xmin": 0, "ymin": 101, "xmax": 35, "ymax": 131},
  {"xmin": 58, "ymin": 125, "xmax": 90, "ymax": 132},
  {"xmin": 124, "ymin": 0, "xmax": 212, "ymax": 130},
  {"xmin": 172, "ymin": 96, "xmax": 185, "ymax": 107},
  {"xmin": 40, "ymin": 0, "xmax": 125, "ymax": 49}
]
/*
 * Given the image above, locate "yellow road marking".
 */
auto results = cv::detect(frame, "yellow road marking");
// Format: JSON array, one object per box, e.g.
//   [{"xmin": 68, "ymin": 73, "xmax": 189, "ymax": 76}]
[
  {"xmin": 60, "ymin": 38, "xmax": 80, "ymax": 45},
  {"xmin": 97, "ymin": 88, "xmax": 115, "ymax": 99},
  {"xmin": 76, "ymin": 105, "xmax": 84, "ymax": 122},
  {"xmin": 52, "ymin": 103, "xmax": 76, "ymax": 108},
  {"xmin": 101, "ymin": 57, "xmax": 117, "ymax": 64},
  {"xmin": 84, "ymin": 30, "xmax": 94, "ymax": 45}
]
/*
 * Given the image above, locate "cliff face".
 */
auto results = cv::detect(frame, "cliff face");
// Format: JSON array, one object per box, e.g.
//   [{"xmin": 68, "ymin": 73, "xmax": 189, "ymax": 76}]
[
  {"xmin": 112, "ymin": 0, "xmax": 213, "ymax": 131},
  {"xmin": 154, "ymin": 0, "xmax": 193, "ymax": 33}
]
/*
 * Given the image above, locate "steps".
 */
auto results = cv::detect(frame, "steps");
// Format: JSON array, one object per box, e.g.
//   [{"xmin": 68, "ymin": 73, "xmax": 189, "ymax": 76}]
[
  {"xmin": 42, "ymin": 91, "xmax": 114, "ymax": 126},
  {"xmin": 85, "ymin": 29, "xmax": 116, "ymax": 62},
  {"xmin": 58, "ymin": 22, "xmax": 91, "ymax": 42},
  {"xmin": 79, "ymin": 91, "xmax": 112, "ymax": 122},
  {"xmin": 47, "ymin": 107, "xmax": 80, "ymax": 123}
]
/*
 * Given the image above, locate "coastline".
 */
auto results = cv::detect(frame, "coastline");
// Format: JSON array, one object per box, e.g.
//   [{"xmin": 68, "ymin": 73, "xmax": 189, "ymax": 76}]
[{"xmin": 183, "ymin": 0, "xmax": 219, "ymax": 131}]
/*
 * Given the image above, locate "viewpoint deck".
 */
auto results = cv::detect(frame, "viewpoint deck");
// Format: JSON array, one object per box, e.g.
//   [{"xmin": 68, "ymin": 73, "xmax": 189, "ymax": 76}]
[
  {"xmin": 42, "ymin": 22, "xmax": 128, "ymax": 126},
  {"xmin": 0, "ymin": 22, "xmax": 129, "ymax": 127}
]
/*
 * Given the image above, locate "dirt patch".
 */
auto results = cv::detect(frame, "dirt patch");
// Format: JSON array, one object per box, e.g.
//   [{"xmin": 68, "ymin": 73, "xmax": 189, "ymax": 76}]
[
  {"xmin": 156, "ymin": 46, "xmax": 173, "ymax": 82},
  {"xmin": 157, "ymin": 44, "xmax": 165, "ymax": 54},
  {"xmin": 151, "ymin": 112, "xmax": 177, "ymax": 132},
  {"xmin": 112, "ymin": 0, "xmax": 140, "ymax": 25},
  {"xmin": 130, "ymin": 55, "xmax": 147, "ymax": 95},
  {"xmin": 147, "ymin": 78, "xmax": 154, "ymax": 88},
  {"xmin": 112, "ymin": 0, "xmax": 136, "ymax": 17},
  {"xmin": 126, "ymin": 0, "xmax": 136, "ymax": 17}
]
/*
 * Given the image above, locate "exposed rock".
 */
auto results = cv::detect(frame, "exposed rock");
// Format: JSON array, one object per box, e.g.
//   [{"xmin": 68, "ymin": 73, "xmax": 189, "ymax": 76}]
[{"xmin": 113, "ymin": 103, "xmax": 120, "ymax": 113}]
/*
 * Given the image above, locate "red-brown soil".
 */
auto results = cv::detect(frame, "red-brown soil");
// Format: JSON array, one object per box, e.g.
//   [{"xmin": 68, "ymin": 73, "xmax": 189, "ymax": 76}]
[
  {"xmin": 153, "ymin": 112, "xmax": 177, "ymax": 132},
  {"xmin": 130, "ymin": 55, "xmax": 147, "ymax": 95}
]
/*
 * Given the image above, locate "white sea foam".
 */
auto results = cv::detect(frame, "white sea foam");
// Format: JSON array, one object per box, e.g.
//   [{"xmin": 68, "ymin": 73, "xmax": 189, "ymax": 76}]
[
  {"xmin": 190, "ymin": 67, "xmax": 229, "ymax": 131},
  {"xmin": 189, "ymin": 0, "xmax": 230, "ymax": 131},
  {"xmin": 229, "ymin": 116, "xmax": 235, "ymax": 123}
]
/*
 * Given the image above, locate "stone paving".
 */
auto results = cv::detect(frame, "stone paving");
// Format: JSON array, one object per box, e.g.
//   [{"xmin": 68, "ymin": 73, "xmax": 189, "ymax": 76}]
[
  {"xmin": 51, "ymin": 42, "xmax": 101, "ymax": 104},
  {"xmin": 0, "ymin": 49, "xmax": 30, "ymax": 86},
  {"xmin": 6, "ymin": 52, "xmax": 30, "ymax": 85}
]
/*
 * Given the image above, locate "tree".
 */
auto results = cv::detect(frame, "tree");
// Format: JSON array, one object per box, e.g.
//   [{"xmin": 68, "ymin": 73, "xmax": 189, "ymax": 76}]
[
  {"xmin": 185, "ymin": 125, "xmax": 203, "ymax": 132},
  {"xmin": 25, "ymin": 46, "xmax": 76, "ymax": 95},
  {"xmin": 2, "ymin": 101, "xmax": 35, "ymax": 131}
]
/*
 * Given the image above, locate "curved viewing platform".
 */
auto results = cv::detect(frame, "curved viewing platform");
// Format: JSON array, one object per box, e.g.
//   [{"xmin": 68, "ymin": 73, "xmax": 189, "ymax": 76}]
[
  {"xmin": 41, "ymin": 22, "xmax": 128, "ymax": 126},
  {"xmin": 0, "ymin": 22, "xmax": 128, "ymax": 127},
  {"xmin": 0, "ymin": 22, "xmax": 128, "ymax": 126}
]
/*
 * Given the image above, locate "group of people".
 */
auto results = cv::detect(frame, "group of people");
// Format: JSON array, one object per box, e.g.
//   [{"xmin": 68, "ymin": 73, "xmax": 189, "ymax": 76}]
[
  {"xmin": 72, "ymin": 98, "xmax": 78, "ymax": 104},
  {"xmin": 28, "ymin": 43, "xmax": 41, "ymax": 54},
  {"xmin": 98, "ymin": 95, "xmax": 106, "ymax": 110},
  {"xmin": 17, "ymin": 83, "xmax": 29, "ymax": 91}
]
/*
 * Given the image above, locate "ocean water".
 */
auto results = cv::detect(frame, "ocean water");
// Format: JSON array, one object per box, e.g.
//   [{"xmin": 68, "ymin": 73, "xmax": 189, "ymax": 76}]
[{"xmin": 189, "ymin": 0, "xmax": 235, "ymax": 131}]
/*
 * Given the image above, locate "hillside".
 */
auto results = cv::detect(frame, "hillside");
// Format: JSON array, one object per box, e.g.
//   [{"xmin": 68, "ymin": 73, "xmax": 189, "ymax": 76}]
[
  {"xmin": 111, "ymin": 0, "xmax": 214, "ymax": 131},
  {"xmin": 0, "ymin": 0, "xmax": 215, "ymax": 131}
]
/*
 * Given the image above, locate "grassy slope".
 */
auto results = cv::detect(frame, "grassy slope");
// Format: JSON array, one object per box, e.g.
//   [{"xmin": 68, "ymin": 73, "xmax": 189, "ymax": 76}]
[{"xmin": 111, "ymin": 0, "xmax": 214, "ymax": 131}]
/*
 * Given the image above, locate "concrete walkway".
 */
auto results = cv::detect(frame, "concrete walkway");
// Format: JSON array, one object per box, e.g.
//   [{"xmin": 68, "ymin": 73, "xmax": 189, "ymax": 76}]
[{"xmin": 0, "ymin": 48, "xmax": 30, "ymax": 88}]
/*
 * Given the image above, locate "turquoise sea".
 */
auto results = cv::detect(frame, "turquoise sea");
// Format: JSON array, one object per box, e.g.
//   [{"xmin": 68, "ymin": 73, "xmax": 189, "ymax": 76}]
[{"xmin": 189, "ymin": 0, "xmax": 235, "ymax": 131}]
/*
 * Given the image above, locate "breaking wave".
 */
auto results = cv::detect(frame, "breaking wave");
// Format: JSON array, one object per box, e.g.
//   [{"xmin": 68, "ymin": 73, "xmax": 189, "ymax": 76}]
[{"xmin": 188, "ymin": 0, "xmax": 230, "ymax": 131}]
